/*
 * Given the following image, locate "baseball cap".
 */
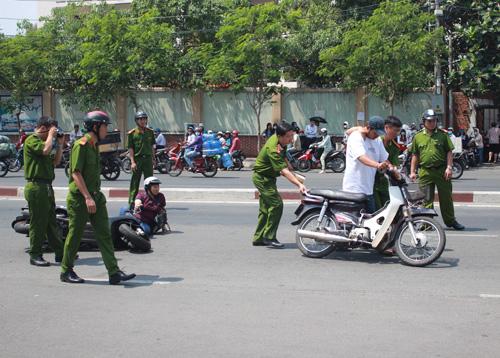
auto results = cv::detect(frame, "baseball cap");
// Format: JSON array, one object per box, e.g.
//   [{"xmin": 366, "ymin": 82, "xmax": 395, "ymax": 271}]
[{"xmin": 368, "ymin": 116, "xmax": 385, "ymax": 136}]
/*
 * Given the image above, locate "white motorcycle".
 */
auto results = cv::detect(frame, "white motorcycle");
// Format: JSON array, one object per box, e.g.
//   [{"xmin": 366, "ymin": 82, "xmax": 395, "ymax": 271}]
[{"xmin": 293, "ymin": 171, "xmax": 446, "ymax": 267}]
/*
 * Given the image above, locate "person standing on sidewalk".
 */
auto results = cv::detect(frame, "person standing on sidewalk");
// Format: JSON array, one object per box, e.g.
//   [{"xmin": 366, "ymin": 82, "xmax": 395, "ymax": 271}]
[
  {"xmin": 374, "ymin": 116, "xmax": 403, "ymax": 210},
  {"xmin": 60, "ymin": 111, "xmax": 135, "ymax": 284},
  {"xmin": 486, "ymin": 122, "xmax": 499, "ymax": 163},
  {"xmin": 252, "ymin": 121, "xmax": 307, "ymax": 248},
  {"xmin": 410, "ymin": 109, "xmax": 464, "ymax": 230},
  {"xmin": 128, "ymin": 111, "xmax": 155, "ymax": 205},
  {"xmin": 23, "ymin": 116, "xmax": 65, "ymax": 266}
]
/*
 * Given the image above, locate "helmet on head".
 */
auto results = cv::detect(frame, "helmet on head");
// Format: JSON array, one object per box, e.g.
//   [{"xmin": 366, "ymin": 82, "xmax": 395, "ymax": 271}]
[
  {"xmin": 83, "ymin": 111, "xmax": 110, "ymax": 133},
  {"xmin": 422, "ymin": 109, "xmax": 437, "ymax": 121},
  {"xmin": 135, "ymin": 111, "xmax": 148, "ymax": 120},
  {"xmin": 217, "ymin": 131, "xmax": 223, "ymax": 136},
  {"xmin": 320, "ymin": 128, "xmax": 328, "ymax": 134},
  {"xmin": 144, "ymin": 176, "xmax": 161, "ymax": 191},
  {"xmin": 194, "ymin": 127, "xmax": 201, "ymax": 133},
  {"xmin": 154, "ymin": 128, "xmax": 161, "ymax": 134},
  {"xmin": 232, "ymin": 130, "xmax": 239, "ymax": 136}
]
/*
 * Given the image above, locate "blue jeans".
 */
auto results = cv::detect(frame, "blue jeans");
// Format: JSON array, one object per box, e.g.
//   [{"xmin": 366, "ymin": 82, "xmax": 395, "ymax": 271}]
[
  {"xmin": 140, "ymin": 222, "xmax": 151, "ymax": 236},
  {"xmin": 366, "ymin": 195, "xmax": 377, "ymax": 214},
  {"xmin": 478, "ymin": 148, "xmax": 484, "ymax": 164},
  {"xmin": 184, "ymin": 148, "xmax": 198, "ymax": 167}
]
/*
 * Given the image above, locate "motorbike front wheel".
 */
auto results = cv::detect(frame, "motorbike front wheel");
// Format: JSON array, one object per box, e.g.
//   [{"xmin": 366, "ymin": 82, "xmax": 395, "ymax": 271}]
[
  {"xmin": 102, "ymin": 160, "xmax": 121, "ymax": 181},
  {"xmin": 168, "ymin": 159, "xmax": 183, "ymax": 177},
  {"xmin": 202, "ymin": 157, "xmax": 218, "ymax": 178},
  {"xmin": 118, "ymin": 223, "xmax": 151, "ymax": 252},
  {"xmin": 0, "ymin": 160, "xmax": 9, "ymax": 177},
  {"xmin": 121, "ymin": 157, "xmax": 131, "ymax": 174},
  {"xmin": 8, "ymin": 159, "xmax": 22, "ymax": 172},
  {"xmin": 451, "ymin": 160, "xmax": 464, "ymax": 180},
  {"xmin": 394, "ymin": 216, "xmax": 446, "ymax": 267},
  {"xmin": 296, "ymin": 211, "xmax": 337, "ymax": 258},
  {"xmin": 297, "ymin": 160, "xmax": 311, "ymax": 172}
]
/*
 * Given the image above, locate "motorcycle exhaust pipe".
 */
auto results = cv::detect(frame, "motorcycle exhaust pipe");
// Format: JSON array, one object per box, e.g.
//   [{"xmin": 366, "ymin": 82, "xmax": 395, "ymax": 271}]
[{"xmin": 297, "ymin": 229, "xmax": 352, "ymax": 243}]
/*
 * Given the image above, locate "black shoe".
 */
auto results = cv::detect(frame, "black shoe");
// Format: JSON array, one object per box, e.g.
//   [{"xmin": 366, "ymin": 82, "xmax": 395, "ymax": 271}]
[
  {"xmin": 448, "ymin": 221, "xmax": 465, "ymax": 231},
  {"xmin": 30, "ymin": 256, "xmax": 50, "ymax": 267},
  {"xmin": 60, "ymin": 270, "xmax": 85, "ymax": 284},
  {"xmin": 109, "ymin": 270, "xmax": 136, "ymax": 285},
  {"xmin": 252, "ymin": 240, "xmax": 269, "ymax": 246},
  {"xmin": 267, "ymin": 239, "xmax": 284, "ymax": 248}
]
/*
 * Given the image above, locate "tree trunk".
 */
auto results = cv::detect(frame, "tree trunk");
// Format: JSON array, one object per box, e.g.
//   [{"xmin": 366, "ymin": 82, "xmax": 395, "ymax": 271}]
[
  {"xmin": 390, "ymin": 101, "xmax": 394, "ymax": 116},
  {"xmin": 16, "ymin": 112, "xmax": 21, "ymax": 132}
]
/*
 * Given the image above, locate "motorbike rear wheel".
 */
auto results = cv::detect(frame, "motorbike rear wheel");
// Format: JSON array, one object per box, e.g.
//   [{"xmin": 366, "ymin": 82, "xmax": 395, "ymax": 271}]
[
  {"xmin": 121, "ymin": 157, "xmax": 131, "ymax": 174},
  {"xmin": 202, "ymin": 157, "xmax": 218, "ymax": 177},
  {"xmin": 231, "ymin": 157, "xmax": 243, "ymax": 171},
  {"xmin": 118, "ymin": 223, "xmax": 151, "ymax": 252},
  {"xmin": 8, "ymin": 159, "xmax": 22, "ymax": 172},
  {"xmin": 168, "ymin": 159, "xmax": 183, "ymax": 177},
  {"xmin": 394, "ymin": 216, "xmax": 446, "ymax": 267},
  {"xmin": 102, "ymin": 159, "xmax": 121, "ymax": 181},
  {"xmin": 296, "ymin": 211, "xmax": 337, "ymax": 258},
  {"xmin": 328, "ymin": 156, "xmax": 346, "ymax": 173}
]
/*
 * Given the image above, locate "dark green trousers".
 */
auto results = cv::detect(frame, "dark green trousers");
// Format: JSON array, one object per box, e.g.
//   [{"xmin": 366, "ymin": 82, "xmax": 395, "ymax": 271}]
[
  {"xmin": 24, "ymin": 182, "xmax": 64, "ymax": 259},
  {"xmin": 252, "ymin": 173, "xmax": 283, "ymax": 242},
  {"xmin": 61, "ymin": 191, "xmax": 119, "ymax": 275},
  {"xmin": 418, "ymin": 167, "xmax": 456, "ymax": 226},
  {"xmin": 129, "ymin": 156, "xmax": 153, "ymax": 204},
  {"xmin": 373, "ymin": 176, "xmax": 390, "ymax": 211}
]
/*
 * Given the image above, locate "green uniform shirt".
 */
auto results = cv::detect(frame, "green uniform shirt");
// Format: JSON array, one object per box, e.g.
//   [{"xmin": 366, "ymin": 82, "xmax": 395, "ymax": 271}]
[
  {"xmin": 127, "ymin": 127, "xmax": 154, "ymax": 157},
  {"xmin": 374, "ymin": 136, "xmax": 401, "ymax": 189},
  {"xmin": 410, "ymin": 128, "xmax": 454, "ymax": 168},
  {"xmin": 253, "ymin": 134, "xmax": 287, "ymax": 178},
  {"xmin": 23, "ymin": 134, "xmax": 55, "ymax": 181},
  {"xmin": 69, "ymin": 134, "xmax": 101, "ymax": 194}
]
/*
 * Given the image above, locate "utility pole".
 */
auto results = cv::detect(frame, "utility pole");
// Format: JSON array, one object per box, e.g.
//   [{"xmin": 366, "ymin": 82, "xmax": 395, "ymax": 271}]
[{"xmin": 434, "ymin": 0, "xmax": 443, "ymax": 97}]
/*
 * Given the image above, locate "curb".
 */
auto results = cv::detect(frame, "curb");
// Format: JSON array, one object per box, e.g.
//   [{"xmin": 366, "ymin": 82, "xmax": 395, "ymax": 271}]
[{"xmin": 1, "ymin": 186, "xmax": 500, "ymax": 204}]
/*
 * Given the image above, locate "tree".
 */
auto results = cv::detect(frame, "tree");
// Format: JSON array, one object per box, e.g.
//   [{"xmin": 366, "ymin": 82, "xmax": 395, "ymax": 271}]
[
  {"xmin": 0, "ymin": 22, "xmax": 49, "ymax": 131},
  {"xmin": 205, "ymin": 2, "xmax": 302, "ymax": 148},
  {"xmin": 319, "ymin": 0, "xmax": 443, "ymax": 114}
]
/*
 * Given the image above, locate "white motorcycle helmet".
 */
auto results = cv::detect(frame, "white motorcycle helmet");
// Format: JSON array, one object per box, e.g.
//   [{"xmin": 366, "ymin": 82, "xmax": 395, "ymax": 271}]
[{"xmin": 144, "ymin": 176, "xmax": 161, "ymax": 191}]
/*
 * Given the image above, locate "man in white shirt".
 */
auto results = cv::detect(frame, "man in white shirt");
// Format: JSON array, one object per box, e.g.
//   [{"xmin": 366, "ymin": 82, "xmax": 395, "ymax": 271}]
[
  {"xmin": 154, "ymin": 128, "xmax": 167, "ymax": 150},
  {"xmin": 342, "ymin": 116, "xmax": 391, "ymax": 213},
  {"xmin": 69, "ymin": 124, "xmax": 83, "ymax": 145}
]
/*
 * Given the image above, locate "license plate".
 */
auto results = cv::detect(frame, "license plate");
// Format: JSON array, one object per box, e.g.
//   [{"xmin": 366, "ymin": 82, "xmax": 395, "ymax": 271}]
[{"xmin": 294, "ymin": 204, "xmax": 304, "ymax": 216}]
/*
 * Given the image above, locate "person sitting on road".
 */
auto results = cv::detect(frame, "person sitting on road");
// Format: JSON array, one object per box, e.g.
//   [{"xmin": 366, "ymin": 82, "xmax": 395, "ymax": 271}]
[
  {"xmin": 133, "ymin": 177, "xmax": 166, "ymax": 236},
  {"xmin": 314, "ymin": 128, "xmax": 332, "ymax": 174},
  {"xmin": 342, "ymin": 116, "xmax": 392, "ymax": 213},
  {"xmin": 229, "ymin": 130, "xmax": 241, "ymax": 155},
  {"xmin": 184, "ymin": 127, "xmax": 203, "ymax": 170}
]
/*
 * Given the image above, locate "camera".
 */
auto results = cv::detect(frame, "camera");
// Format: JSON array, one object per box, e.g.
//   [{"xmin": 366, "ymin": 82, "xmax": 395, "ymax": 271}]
[{"xmin": 56, "ymin": 127, "xmax": 64, "ymax": 138}]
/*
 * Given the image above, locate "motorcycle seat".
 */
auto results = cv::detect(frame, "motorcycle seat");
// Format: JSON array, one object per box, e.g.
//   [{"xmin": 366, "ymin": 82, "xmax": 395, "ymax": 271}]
[{"xmin": 309, "ymin": 189, "xmax": 368, "ymax": 203}]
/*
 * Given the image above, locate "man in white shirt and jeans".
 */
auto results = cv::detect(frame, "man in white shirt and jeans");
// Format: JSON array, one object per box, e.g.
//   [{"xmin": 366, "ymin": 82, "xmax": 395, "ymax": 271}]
[{"xmin": 343, "ymin": 116, "xmax": 392, "ymax": 213}]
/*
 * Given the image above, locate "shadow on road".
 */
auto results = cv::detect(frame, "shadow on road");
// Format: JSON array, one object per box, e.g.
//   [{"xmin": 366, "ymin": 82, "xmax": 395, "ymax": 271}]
[{"xmin": 83, "ymin": 274, "xmax": 184, "ymax": 288}]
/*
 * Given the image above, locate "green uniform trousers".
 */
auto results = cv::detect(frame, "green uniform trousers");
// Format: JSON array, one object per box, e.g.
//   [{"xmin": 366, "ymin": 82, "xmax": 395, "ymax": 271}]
[
  {"xmin": 24, "ymin": 182, "xmax": 64, "ymax": 259},
  {"xmin": 374, "ymin": 177, "xmax": 390, "ymax": 211},
  {"xmin": 418, "ymin": 167, "xmax": 456, "ymax": 226},
  {"xmin": 129, "ymin": 155, "xmax": 153, "ymax": 204},
  {"xmin": 61, "ymin": 191, "xmax": 119, "ymax": 275},
  {"xmin": 252, "ymin": 173, "xmax": 284, "ymax": 242}
]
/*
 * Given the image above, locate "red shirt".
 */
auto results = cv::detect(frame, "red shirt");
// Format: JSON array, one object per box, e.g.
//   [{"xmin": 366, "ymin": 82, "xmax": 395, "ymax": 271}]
[
  {"xmin": 229, "ymin": 137, "xmax": 241, "ymax": 153},
  {"xmin": 134, "ymin": 191, "xmax": 166, "ymax": 225}
]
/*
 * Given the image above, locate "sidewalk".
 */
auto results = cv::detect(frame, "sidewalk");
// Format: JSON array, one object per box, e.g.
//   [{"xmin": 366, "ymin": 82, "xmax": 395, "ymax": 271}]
[{"xmin": 1, "ymin": 185, "xmax": 499, "ymax": 204}]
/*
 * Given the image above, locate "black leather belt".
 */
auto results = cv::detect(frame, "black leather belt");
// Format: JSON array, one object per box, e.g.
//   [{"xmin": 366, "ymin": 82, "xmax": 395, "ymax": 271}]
[{"xmin": 27, "ymin": 178, "xmax": 52, "ymax": 185}]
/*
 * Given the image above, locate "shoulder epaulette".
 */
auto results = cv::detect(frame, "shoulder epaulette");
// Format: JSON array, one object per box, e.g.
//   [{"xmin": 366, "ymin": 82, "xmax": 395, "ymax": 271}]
[
  {"xmin": 79, "ymin": 136, "xmax": 88, "ymax": 145},
  {"xmin": 128, "ymin": 129, "xmax": 136, "ymax": 135},
  {"xmin": 145, "ymin": 127, "xmax": 153, "ymax": 131}
]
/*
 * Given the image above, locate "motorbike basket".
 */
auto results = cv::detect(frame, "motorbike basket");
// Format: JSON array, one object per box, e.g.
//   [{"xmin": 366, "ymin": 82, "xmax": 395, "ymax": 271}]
[{"xmin": 406, "ymin": 183, "xmax": 425, "ymax": 202}]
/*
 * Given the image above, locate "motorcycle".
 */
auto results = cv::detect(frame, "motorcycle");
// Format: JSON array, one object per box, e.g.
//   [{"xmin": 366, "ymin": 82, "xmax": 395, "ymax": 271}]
[
  {"xmin": 230, "ymin": 150, "xmax": 246, "ymax": 171},
  {"xmin": 65, "ymin": 151, "xmax": 121, "ymax": 181},
  {"xmin": 293, "ymin": 171, "xmax": 446, "ymax": 267},
  {"xmin": 5, "ymin": 146, "xmax": 23, "ymax": 172},
  {"xmin": 296, "ymin": 146, "xmax": 346, "ymax": 173},
  {"xmin": 167, "ymin": 143, "xmax": 218, "ymax": 178},
  {"xmin": 11, "ymin": 206, "xmax": 151, "ymax": 252},
  {"xmin": 0, "ymin": 158, "xmax": 8, "ymax": 177},
  {"xmin": 400, "ymin": 149, "xmax": 464, "ymax": 180}
]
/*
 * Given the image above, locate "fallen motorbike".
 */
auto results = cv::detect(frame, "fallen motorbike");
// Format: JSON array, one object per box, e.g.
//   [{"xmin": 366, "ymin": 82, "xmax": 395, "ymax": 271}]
[
  {"xmin": 11, "ymin": 206, "xmax": 151, "ymax": 252},
  {"xmin": 167, "ymin": 143, "xmax": 218, "ymax": 178},
  {"xmin": 293, "ymin": 171, "xmax": 445, "ymax": 267}
]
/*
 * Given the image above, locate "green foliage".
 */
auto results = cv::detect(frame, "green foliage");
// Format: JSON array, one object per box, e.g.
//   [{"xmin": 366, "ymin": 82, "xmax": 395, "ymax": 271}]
[{"xmin": 319, "ymin": 0, "xmax": 443, "ymax": 112}]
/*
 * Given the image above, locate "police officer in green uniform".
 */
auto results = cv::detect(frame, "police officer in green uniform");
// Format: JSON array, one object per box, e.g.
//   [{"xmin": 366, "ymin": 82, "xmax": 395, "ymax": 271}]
[
  {"xmin": 128, "ymin": 111, "xmax": 155, "ymax": 205},
  {"xmin": 24, "ymin": 116, "xmax": 65, "ymax": 266},
  {"xmin": 374, "ymin": 116, "xmax": 403, "ymax": 210},
  {"xmin": 60, "ymin": 111, "xmax": 136, "ymax": 284},
  {"xmin": 410, "ymin": 109, "xmax": 464, "ymax": 230},
  {"xmin": 253, "ymin": 121, "xmax": 307, "ymax": 248}
]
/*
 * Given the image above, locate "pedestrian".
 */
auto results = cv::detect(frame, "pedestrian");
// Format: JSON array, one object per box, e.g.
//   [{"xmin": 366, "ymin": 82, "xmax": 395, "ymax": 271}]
[
  {"xmin": 486, "ymin": 122, "xmax": 500, "ymax": 163},
  {"xmin": 409, "ymin": 109, "xmax": 464, "ymax": 230},
  {"xmin": 316, "ymin": 128, "xmax": 332, "ymax": 174},
  {"xmin": 128, "ymin": 111, "xmax": 155, "ymax": 205},
  {"xmin": 473, "ymin": 128, "xmax": 484, "ymax": 164},
  {"xmin": 374, "ymin": 116, "xmax": 403, "ymax": 210},
  {"xmin": 60, "ymin": 111, "xmax": 136, "ymax": 284},
  {"xmin": 252, "ymin": 121, "xmax": 307, "ymax": 248},
  {"xmin": 154, "ymin": 128, "xmax": 167, "ymax": 150},
  {"xmin": 23, "ymin": 116, "xmax": 65, "ymax": 266},
  {"xmin": 397, "ymin": 129, "xmax": 407, "ymax": 147},
  {"xmin": 69, "ymin": 124, "xmax": 83, "ymax": 145},
  {"xmin": 262, "ymin": 123, "xmax": 274, "ymax": 140},
  {"xmin": 342, "ymin": 116, "xmax": 390, "ymax": 213}
]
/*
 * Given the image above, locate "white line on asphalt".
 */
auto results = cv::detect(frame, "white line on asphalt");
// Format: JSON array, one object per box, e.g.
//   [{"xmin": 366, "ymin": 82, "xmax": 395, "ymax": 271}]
[
  {"xmin": 479, "ymin": 294, "xmax": 500, "ymax": 299},
  {"xmin": 447, "ymin": 234, "xmax": 498, "ymax": 238},
  {"xmin": 85, "ymin": 278, "xmax": 172, "ymax": 285}
]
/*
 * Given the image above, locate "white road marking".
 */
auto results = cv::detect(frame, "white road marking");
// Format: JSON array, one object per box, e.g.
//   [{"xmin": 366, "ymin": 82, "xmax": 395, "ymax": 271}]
[
  {"xmin": 447, "ymin": 234, "xmax": 498, "ymax": 238},
  {"xmin": 85, "ymin": 278, "xmax": 173, "ymax": 285},
  {"xmin": 479, "ymin": 294, "xmax": 500, "ymax": 299}
]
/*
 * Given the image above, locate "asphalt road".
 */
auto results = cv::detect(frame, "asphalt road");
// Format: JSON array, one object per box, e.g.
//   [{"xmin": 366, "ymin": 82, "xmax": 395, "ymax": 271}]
[
  {"xmin": 1, "ymin": 201, "xmax": 499, "ymax": 357},
  {"xmin": 1, "ymin": 164, "xmax": 499, "ymax": 191}
]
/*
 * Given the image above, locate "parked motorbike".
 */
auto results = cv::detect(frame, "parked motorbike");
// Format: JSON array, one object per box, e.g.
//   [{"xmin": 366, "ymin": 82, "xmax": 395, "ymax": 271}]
[
  {"xmin": 65, "ymin": 151, "xmax": 121, "ymax": 181},
  {"xmin": 11, "ymin": 206, "xmax": 151, "ymax": 252},
  {"xmin": 167, "ymin": 143, "xmax": 218, "ymax": 178},
  {"xmin": 293, "ymin": 171, "xmax": 446, "ymax": 267},
  {"xmin": 5, "ymin": 146, "xmax": 23, "ymax": 172},
  {"xmin": 0, "ymin": 158, "xmax": 8, "ymax": 177}
]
